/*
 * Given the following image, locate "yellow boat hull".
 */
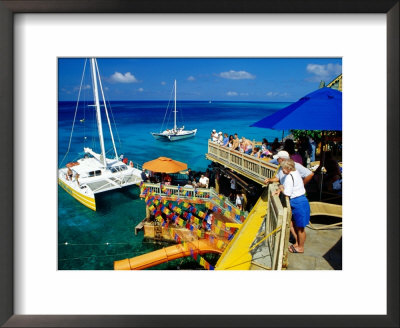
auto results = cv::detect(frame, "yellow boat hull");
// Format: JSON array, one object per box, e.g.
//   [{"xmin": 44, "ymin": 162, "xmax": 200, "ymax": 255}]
[{"xmin": 58, "ymin": 178, "xmax": 96, "ymax": 211}]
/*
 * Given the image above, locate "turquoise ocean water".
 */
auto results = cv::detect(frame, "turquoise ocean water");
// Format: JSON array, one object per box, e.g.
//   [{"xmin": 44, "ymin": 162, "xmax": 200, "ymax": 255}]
[{"xmin": 58, "ymin": 101, "xmax": 290, "ymax": 270}]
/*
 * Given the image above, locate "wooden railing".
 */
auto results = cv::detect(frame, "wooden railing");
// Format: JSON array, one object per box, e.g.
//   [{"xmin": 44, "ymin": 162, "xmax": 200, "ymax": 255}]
[
  {"xmin": 206, "ymin": 140, "xmax": 278, "ymax": 185},
  {"xmin": 265, "ymin": 184, "xmax": 291, "ymax": 270}
]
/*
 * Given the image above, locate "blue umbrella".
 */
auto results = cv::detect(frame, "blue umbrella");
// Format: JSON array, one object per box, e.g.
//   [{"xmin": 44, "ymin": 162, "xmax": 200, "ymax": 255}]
[{"xmin": 250, "ymin": 87, "xmax": 342, "ymax": 131}]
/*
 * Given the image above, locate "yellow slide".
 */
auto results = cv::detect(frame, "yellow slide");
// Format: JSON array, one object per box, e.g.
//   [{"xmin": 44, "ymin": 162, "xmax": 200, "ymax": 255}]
[
  {"xmin": 215, "ymin": 189, "xmax": 268, "ymax": 270},
  {"xmin": 114, "ymin": 239, "xmax": 222, "ymax": 270}
]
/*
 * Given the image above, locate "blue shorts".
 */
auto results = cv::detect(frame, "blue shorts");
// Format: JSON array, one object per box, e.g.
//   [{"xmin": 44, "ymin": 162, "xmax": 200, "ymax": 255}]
[{"xmin": 289, "ymin": 195, "xmax": 310, "ymax": 228}]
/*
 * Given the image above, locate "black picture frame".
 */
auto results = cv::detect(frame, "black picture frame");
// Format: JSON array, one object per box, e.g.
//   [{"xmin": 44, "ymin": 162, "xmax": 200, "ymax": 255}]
[{"xmin": 1, "ymin": 1, "xmax": 398, "ymax": 327}]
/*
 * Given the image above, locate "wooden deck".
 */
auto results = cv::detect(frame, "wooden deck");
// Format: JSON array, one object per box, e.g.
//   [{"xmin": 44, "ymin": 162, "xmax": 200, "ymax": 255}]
[{"xmin": 206, "ymin": 140, "xmax": 278, "ymax": 185}]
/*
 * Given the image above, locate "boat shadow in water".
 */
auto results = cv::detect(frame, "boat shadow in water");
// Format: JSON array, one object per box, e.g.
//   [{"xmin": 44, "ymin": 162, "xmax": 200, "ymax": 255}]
[{"xmin": 95, "ymin": 185, "xmax": 141, "ymax": 212}]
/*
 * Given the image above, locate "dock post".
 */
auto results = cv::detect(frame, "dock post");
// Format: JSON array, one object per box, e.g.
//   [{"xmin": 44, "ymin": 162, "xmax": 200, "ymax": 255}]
[{"xmin": 145, "ymin": 205, "xmax": 150, "ymax": 218}]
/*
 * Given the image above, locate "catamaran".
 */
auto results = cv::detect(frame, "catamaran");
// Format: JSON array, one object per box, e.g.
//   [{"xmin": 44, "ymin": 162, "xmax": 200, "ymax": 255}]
[
  {"xmin": 58, "ymin": 58, "xmax": 142, "ymax": 211},
  {"xmin": 151, "ymin": 80, "xmax": 197, "ymax": 141}
]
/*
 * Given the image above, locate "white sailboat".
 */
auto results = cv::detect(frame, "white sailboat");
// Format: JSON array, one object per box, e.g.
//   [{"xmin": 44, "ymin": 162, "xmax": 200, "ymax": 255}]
[
  {"xmin": 58, "ymin": 58, "xmax": 142, "ymax": 211},
  {"xmin": 151, "ymin": 80, "xmax": 197, "ymax": 141}
]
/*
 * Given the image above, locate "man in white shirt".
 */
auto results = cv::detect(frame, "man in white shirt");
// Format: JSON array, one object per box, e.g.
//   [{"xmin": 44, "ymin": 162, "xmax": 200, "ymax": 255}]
[
  {"xmin": 211, "ymin": 129, "xmax": 219, "ymax": 142},
  {"xmin": 198, "ymin": 175, "xmax": 209, "ymax": 188},
  {"xmin": 264, "ymin": 150, "xmax": 314, "ymax": 186}
]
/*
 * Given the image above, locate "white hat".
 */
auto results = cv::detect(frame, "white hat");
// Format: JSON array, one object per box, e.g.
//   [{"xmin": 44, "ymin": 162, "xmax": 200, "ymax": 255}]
[
  {"xmin": 218, "ymin": 131, "xmax": 222, "ymax": 135},
  {"xmin": 212, "ymin": 129, "xmax": 216, "ymax": 132},
  {"xmin": 273, "ymin": 150, "xmax": 290, "ymax": 160}
]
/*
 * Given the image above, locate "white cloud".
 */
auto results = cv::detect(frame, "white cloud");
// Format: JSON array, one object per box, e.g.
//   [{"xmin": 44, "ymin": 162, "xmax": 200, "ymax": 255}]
[
  {"xmin": 306, "ymin": 63, "xmax": 342, "ymax": 81},
  {"xmin": 219, "ymin": 70, "xmax": 255, "ymax": 80},
  {"xmin": 240, "ymin": 92, "xmax": 249, "ymax": 96},
  {"xmin": 227, "ymin": 91, "xmax": 238, "ymax": 96},
  {"xmin": 187, "ymin": 76, "xmax": 196, "ymax": 81},
  {"xmin": 161, "ymin": 81, "xmax": 166, "ymax": 85},
  {"xmin": 73, "ymin": 84, "xmax": 91, "ymax": 92},
  {"xmin": 110, "ymin": 72, "xmax": 139, "ymax": 83},
  {"xmin": 137, "ymin": 88, "xmax": 144, "ymax": 92},
  {"xmin": 266, "ymin": 91, "xmax": 289, "ymax": 98}
]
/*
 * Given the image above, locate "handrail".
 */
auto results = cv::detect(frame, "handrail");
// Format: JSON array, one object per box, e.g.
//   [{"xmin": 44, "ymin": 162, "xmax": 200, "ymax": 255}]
[{"xmin": 206, "ymin": 140, "xmax": 278, "ymax": 184}]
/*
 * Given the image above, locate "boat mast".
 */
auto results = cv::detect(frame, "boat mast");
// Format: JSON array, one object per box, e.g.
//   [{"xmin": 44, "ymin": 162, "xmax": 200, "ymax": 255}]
[
  {"xmin": 95, "ymin": 60, "xmax": 119, "ymax": 160},
  {"xmin": 90, "ymin": 58, "xmax": 107, "ymax": 167},
  {"xmin": 174, "ymin": 79, "xmax": 177, "ymax": 131}
]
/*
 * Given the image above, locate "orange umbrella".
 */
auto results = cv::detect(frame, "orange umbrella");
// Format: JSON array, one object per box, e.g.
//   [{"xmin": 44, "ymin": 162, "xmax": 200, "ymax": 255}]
[{"xmin": 142, "ymin": 157, "xmax": 187, "ymax": 173}]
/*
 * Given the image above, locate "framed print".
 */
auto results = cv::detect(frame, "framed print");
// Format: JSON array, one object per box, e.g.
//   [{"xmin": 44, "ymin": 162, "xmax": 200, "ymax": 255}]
[{"xmin": 1, "ymin": 1, "xmax": 398, "ymax": 327}]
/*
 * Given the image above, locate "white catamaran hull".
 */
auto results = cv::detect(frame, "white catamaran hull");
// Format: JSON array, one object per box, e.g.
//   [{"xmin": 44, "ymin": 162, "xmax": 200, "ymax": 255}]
[{"xmin": 58, "ymin": 163, "xmax": 142, "ymax": 211}]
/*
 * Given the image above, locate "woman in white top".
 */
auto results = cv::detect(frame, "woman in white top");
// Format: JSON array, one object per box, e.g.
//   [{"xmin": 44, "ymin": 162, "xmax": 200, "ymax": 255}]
[{"xmin": 278, "ymin": 159, "xmax": 310, "ymax": 254}]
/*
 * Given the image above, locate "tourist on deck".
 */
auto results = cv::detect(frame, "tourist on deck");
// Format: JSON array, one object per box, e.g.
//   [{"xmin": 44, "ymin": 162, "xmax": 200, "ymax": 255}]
[
  {"xmin": 222, "ymin": 133, "xmax": 229, "ymax": 147},
  {"xmin": 184, "ymin": 180, "xmax": 193, "ymax": 188},
  {"xmin": 308, "ymin": 137, "xmax": 316, "ymax": 162},
  {"xmin": 75, "ymin": 173, "xmax": 80, "ymax": 186},
  {"xmin": 262, "ymin": 138, "xmax": 271, "ymax": 151},
  {"xmin": 251, "ymin": 147, "xmax": 261, "ymax": 158},
  {"xmin": 66, "ymin": 167, "xmax": 73, "ymax": 181},
  {"xmin": 206, "ymin": 212, "xmax": 213, "ymax": 231},
  {"xmin": 271, "ymin": 138, "xmax": 281, "ymax": 153},
  {"xmin": 187, "ymin": 168, "xmax": 194, "ymax": 183},
  {"xmin": 211, "ymin": 129, "xmax": 218, "ymax": 142},
  {"xmin": 283, "ymin": 139, "xmax": 303, "ymax": 165},
  {"xmin": 163, "ymin": 173, "xmax": 172, "ymax": 185},
  {"xmin": 242, "ymin": 137, "xmax": 253, "ymax": 155},
  {"xmin": 218, "ymin": 132, "xmax": 224, "ymax": 145},
  {"xmin": 228, "ymin": 135, "xmax": 234, "ymax": 148},
  {"xmin": 232, "ymin": 133, "xmax": 240, "ymax": 151},
  {"xmin": 235, "ymin": 192, "xmax": 244, "ymax": 210},
  {"xmin": 229, "ymin": 177, "xmax": 237, "ymax": 201},
  {"xmin": 141, "ymin": 168, "xmax": 148, "ymax": 182},
  {"xmin": 198, "ymin": 174, "xmax": 209, "ymax": 188},
  {"xmin": 260, "ymin": 139, "xmax": 272, "ymax": 158},
  {"xmin": 264, "ymin": 151, "xmax": 314, "ymax": 186},
  {"xmin": 297, "ymin": 136, "xmax": 311, "ymax": 166},
  {"xmin": 275, "ymin": 159, "xmax": 310, "ymax": 254},
  {"xmin": 314, "ymin": 151, "xmax": 341, "ymax": 191}
]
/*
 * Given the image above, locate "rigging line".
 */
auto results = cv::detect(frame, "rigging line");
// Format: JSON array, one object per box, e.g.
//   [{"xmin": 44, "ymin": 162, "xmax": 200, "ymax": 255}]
[
  {"xmin": 160, "ymin": 85, "xmax": 174, "ymax": 132},
  {"xmin": 59, "ymin": 58, "xmax": 88, "ymax": 168},
  {"xmin": 107, "ymin": 99, "xmax": 122, "ymax": 152}
]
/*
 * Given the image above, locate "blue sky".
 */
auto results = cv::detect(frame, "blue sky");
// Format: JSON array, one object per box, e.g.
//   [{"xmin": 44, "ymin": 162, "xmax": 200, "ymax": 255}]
[{"xmin": 58, "ymin": 58, "xmax": 342, "ymax": 102}]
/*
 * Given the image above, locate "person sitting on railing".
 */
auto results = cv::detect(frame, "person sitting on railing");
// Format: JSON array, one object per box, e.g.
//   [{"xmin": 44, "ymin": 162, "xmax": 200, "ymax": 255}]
[
  {"xmin": 218, "ymin": 132, "xmax": 224, "ymax": 145},
  {"xmin": 211, "ymin": 129, "xmax": 218, "ymax": 142},
  {"xmin": 227, "ymin": 135, "xmax": 234, "ymax": 148},
  {"xmin": 232, "ymin": 133, "xmax": 240, "ymax": 151},
  {"xmin": 275, "ymin": 159, "xmax": 310, "ymax": 254},
  {"xmin": 242, "ymin": 137, "xmax": 253, "ymax": 155},
  {"xmin": 251, "ymin": 147, "xmax": 262, "ymax": 158},
  {"xmin": 198, "ymin": 174, "xmax": 209, "ymax": 188},
  {"xmin": 222, "ymin": 133, "xmax": 229, "ymax": 147}
]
